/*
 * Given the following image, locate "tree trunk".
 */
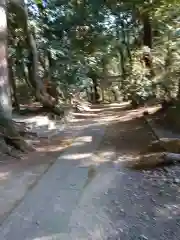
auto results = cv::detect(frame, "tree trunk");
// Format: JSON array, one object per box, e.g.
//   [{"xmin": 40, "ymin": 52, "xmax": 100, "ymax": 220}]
[
  {"xmin": 142, "ymin": 12, "xmax": 152, "ymax": 48},
  {"xmin": 0, "ymin": 2, "xmax": 12, "ymax": 119},
  {"xmin": 15, "ymin": 41, "xmax": 33, "ymax": 89},
  {"xmin": 8, "ymin": 56, "xmax": 20, "ymax": 112},
  {"xmin": 9, "ymin": 1, "xmax": 63, "ymax": 116},
  {"xmin": 24, "ymin": 13, "xmax": 63, "ymax": 115},
  {"xmin": 22, "ymin": 58, "xmax": 32, "ymax": 88},
  {"xmin": 112, "ymin": 90, "xmax": 117, "ymax": 101},
  {"xmin": 101, "ymin": 88, "xmax": 104, "ymax": 102},
  {"xmin": 140, "ymin": 12, "xmax": 154, "ymax": 78},
  {"xmin": 47, "ymin": 50, "xmax": 53, "ymax": 80},
  {"xmin": 0, "ymin": 0, "xmax": 30, "ymax": 152},
  {"xmin": 118, "ymin": 47, "xmax": 126, "ymax": 77},
  {"xmin": 120, "ymin": 19, "xmax": 132, "ymax": 64},
  {"xmin": 111, "ymin": 86, "xmax": 120, "ymax": 102},
  {"xmin": 92, "ymin": 77, "xmax": 99, "ymax": 104},
  {"xmin": 178, "ymin": 80, "xmax": 180, "ymax": 99}
]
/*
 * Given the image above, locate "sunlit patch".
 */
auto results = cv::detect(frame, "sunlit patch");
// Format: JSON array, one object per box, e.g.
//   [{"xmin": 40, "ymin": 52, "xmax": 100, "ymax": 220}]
[
  {"xmin": 0, "ymin": 7, "xmax": 6, "ymax": 31},
  {"xmin": 115, "ymin": 154, "xmax": 137, "ymax": 163},
  {"xmin": 36, "ymin": 139, "xmax": 73, "ymax": 152},
  {"xmin": 0, "ymin": 171, "xmax": 9, "ymax": 181},
  {"xmin": 93, "ymin": 151, "xmax": 116, "ymax": 163},
  {"xmin": 12, "ymin": 115, "xmax": 64, "ymax": 131},
  {"xmin": 154, "ymin": 203, "xmax": 180, "ymax": 219},
  {"xmin": 32, "ymin": 233, "xmax": 69, "ymax": 240},
  {"xmin": 71, "ymin": 136, "xmax": 92, "ymax": 147},
  {"xmin": 100, "ymin": 115, "xmax": 119, "ymax": 122},
  {"xmin": 73, "ymin": 112, "xmax": 97, "ymax": 117},
  {"xmin": 36, "ymin": 145, "xmax": 63, "ymax": 152},
  {"xmin": 62, "ymin": 153, "xmax": 91, "ymax": 160},
  {"xmin": 112, "ymin": 105, "xmax": 161, "ymax": 122},
  {"xmin": 71, "ymin": 141, "xmax": 85, "ymax": 147},
  {"xmin": 0, "ymin": 92, "xmax": 10, "ymax": 109},
  {"xmin": 89, "ymin": 102, "xmax": 131, "ymax": 113},
  {"xmin": 48, "ymin": 121, "xmax": 56, "ymax": 130},
  {"xmin": 109, "ymin": 102, "xmax": 130, "ymax": 106},
  {"xmin": 76, "ymin": 136, "xmax": 92, "ymax": 143},
  {"xmin": 98, "ymin": 151, "xmax": 115, "ymax": 158}
]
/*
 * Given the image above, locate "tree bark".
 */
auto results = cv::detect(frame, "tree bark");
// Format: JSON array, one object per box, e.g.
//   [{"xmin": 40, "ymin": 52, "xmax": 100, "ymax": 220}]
[
  {"xmin": 101, "ymin": 88, "xmax": 104, "ymax": 102},
  {"xmin": 111, "ymin": 89, "xmax": 117, "ymax": 101},
  {"xmin": 120, "ymin": 19, "xmax": 132, "ymax": 64},
  {"xmin": 142, "ymin": 12, "xmax": 152, "ymax": 48},
  {"xmin": 0, "ymin": 1, "xmax": 12, "ymax": 119},
  {"xmin": 8, "ymin": 56, "xmax": 20, "ymax": 112},
  {"xmin": 111, "ymin": 86, "xmax": 120, "ymax": 102},
  {"xmin": 0, "ymin": 0, "xmax": 31, "ymax": 152},
  {"xmin": 14, "ymin": 40, "xmax": 33, "ymax": 89},
  {"xmin": 92, "ymin": 77, "xmax": 99, "ymax": 103},
  {"xmin": 9, "ymin": 1, "xmax": 64, "ymax": 116},
  {"xmin": 115, "ymin": 19, "xmax": 126, "ymax": 79},
  {"xmin": 178, "ymin": 80, "xmax": 180, "ymax": 99},
  {"xmin": 24, "ymin": 11, "xmax": 63, "ymax": 115}
]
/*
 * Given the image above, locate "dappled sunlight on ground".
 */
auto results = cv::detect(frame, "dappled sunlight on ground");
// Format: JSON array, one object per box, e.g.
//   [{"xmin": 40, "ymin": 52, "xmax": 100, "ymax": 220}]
[
  {"xmin": 0, "ymin": 103, "xmax": 156, "ymax": 196},
  {"xmin": 35, "ymin": 138, "xmax": 74, "ymax": 153},
  {"xmin": 32, "ymin": 234, "xmax": 68, "ymax": 240},
  {"xmin": 94, "ymin": 151, "xmax": 116, "ymax": 161},
  {"xmin": 75, "ymin": 135, "xmax": 92, "ymax": 143},
  {"xmin": 0, "ymin": 171, "xmax": 10, "ymax": 182},
  {"xmin": 62, "ymin": 153, "xmax": 92, "ymax": 160},
  {"xmin": 36, "ymin": 144, "xmax": 67, "ymax": 152},
  {"xmin": 73, "ymin": 112, "xmax": 97, "ymax": 118},
  {"xmin": 94, "ymin": 105, "xmax": 155, "ymax": 164},
  {"xmin": 154, "ymin": 203, "xmax": 180, "ymax": 220},
  {"xmin": 71, "ymin": 102, "xmax": 159, "ymax": 129},
  {"xmin": 2, "ymin": 103, "xmax": 180, "ymax": 239},
  {"xmin": 72, "ymin": 136, "xmax": 92, "ymax": 147}
]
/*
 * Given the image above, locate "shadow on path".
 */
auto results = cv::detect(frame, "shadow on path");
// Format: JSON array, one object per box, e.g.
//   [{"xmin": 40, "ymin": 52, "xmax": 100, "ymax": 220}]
[{"xmin": 1, "ymin": 103, "xmax": 180, "ymax": 240}]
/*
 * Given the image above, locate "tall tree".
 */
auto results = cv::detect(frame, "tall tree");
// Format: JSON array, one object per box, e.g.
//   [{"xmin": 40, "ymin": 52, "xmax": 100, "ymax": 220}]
[{"xmin": 0, "ymin": 0, "xmax": 30, "ymax": 152}]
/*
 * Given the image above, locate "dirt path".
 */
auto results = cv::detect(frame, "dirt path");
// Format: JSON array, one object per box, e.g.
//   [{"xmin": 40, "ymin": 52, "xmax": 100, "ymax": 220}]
[
  {"xmin": 96, "ymin": 104, "xmax": 153, "ymax": 156},
  {"xmin": 0, "ymin": 115, "xmax": 88, "ymax": 224},
  {"xmin": 1, "ymin": 104, "xmax": 180, "ymax": 240},
  {"xmin": 70, "ymin": 105, "xmax": 180, "ymax": 239}
]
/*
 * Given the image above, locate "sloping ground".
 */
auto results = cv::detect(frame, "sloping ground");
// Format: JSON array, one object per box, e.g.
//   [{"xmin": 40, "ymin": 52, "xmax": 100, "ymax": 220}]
[
  {"xmin": 0, "ymin": 105, "xmax": 109, "ymax": 240},
  {"xmin": 95, "ymin": 106, "xmax": 154, "ymax": 160},
  {"xmin": 0, "ymin": 112, "xmax": 84, "ymax": 224},
  {"xmin": 1, "ymin": 104, "xmax": 180, "ymax": 239},
  {"xmin": 69, "ymin": 105, "xmax": 180, "ymax": 239},
  {"xmin": 149, "ymin": 103, "xmax": 180, "ymax": 133},
  {"xmin": 0, "ymin": 102, "xmax": 110, "ymax": 226}
]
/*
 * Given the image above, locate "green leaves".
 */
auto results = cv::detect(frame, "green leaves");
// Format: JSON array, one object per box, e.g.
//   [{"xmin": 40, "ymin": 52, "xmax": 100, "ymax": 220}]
[
  {"xmin": 34, "ymin": 0, "xmax": 42, "ymax": 4},
  {"xmin": 8, "ymin": 0, "xmax": 180, "ymax": 101},
  {"xmin": 34, "ymin": 0, "xmax": 47, "ymax": 8}
]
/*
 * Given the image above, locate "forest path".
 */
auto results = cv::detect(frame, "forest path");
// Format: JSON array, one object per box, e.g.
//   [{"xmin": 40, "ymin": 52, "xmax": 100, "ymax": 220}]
[{"xmin": 1, "ymin": 103, "xmax": 180, "ymax": 240}]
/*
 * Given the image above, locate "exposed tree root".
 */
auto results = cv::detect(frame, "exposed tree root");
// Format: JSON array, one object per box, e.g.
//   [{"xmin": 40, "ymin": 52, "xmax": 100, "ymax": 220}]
[
  {"xmin": 143, "ymin": 138, "xmax": 180, "ymax": 154},
  {"xmin": 127, "ymin": 153, "xmax": 172, "ymax": 170},
  {"xmin": 13, "ymin": 121, "xmax": 37, "ymax": 137},
  {"xmin": 0, "ymin": 115, "xmax": 35, "ymax": 156},
  {"xmin": 124, "ymin": 152, "xmax": 180, "ymax": 170},
  {"xmin": 18, "ymin": 106, "xmax": 63, "ymax": 117},
  {"xmin": 129, "ymin": 139, "xmax": 180, "ymax": 170}
]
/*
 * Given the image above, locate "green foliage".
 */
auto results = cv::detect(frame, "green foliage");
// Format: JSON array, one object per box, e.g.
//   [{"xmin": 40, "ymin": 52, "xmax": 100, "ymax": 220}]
[{"xmin": 7, "ymin": 0, "xmax": 180, "ymax": 103}]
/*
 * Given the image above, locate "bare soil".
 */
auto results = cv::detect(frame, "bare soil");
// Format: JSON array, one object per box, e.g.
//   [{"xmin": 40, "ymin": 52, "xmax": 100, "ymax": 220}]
[{"xmin": 96, "ymin": 105, "xmax": 155, "ymax": 157}]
